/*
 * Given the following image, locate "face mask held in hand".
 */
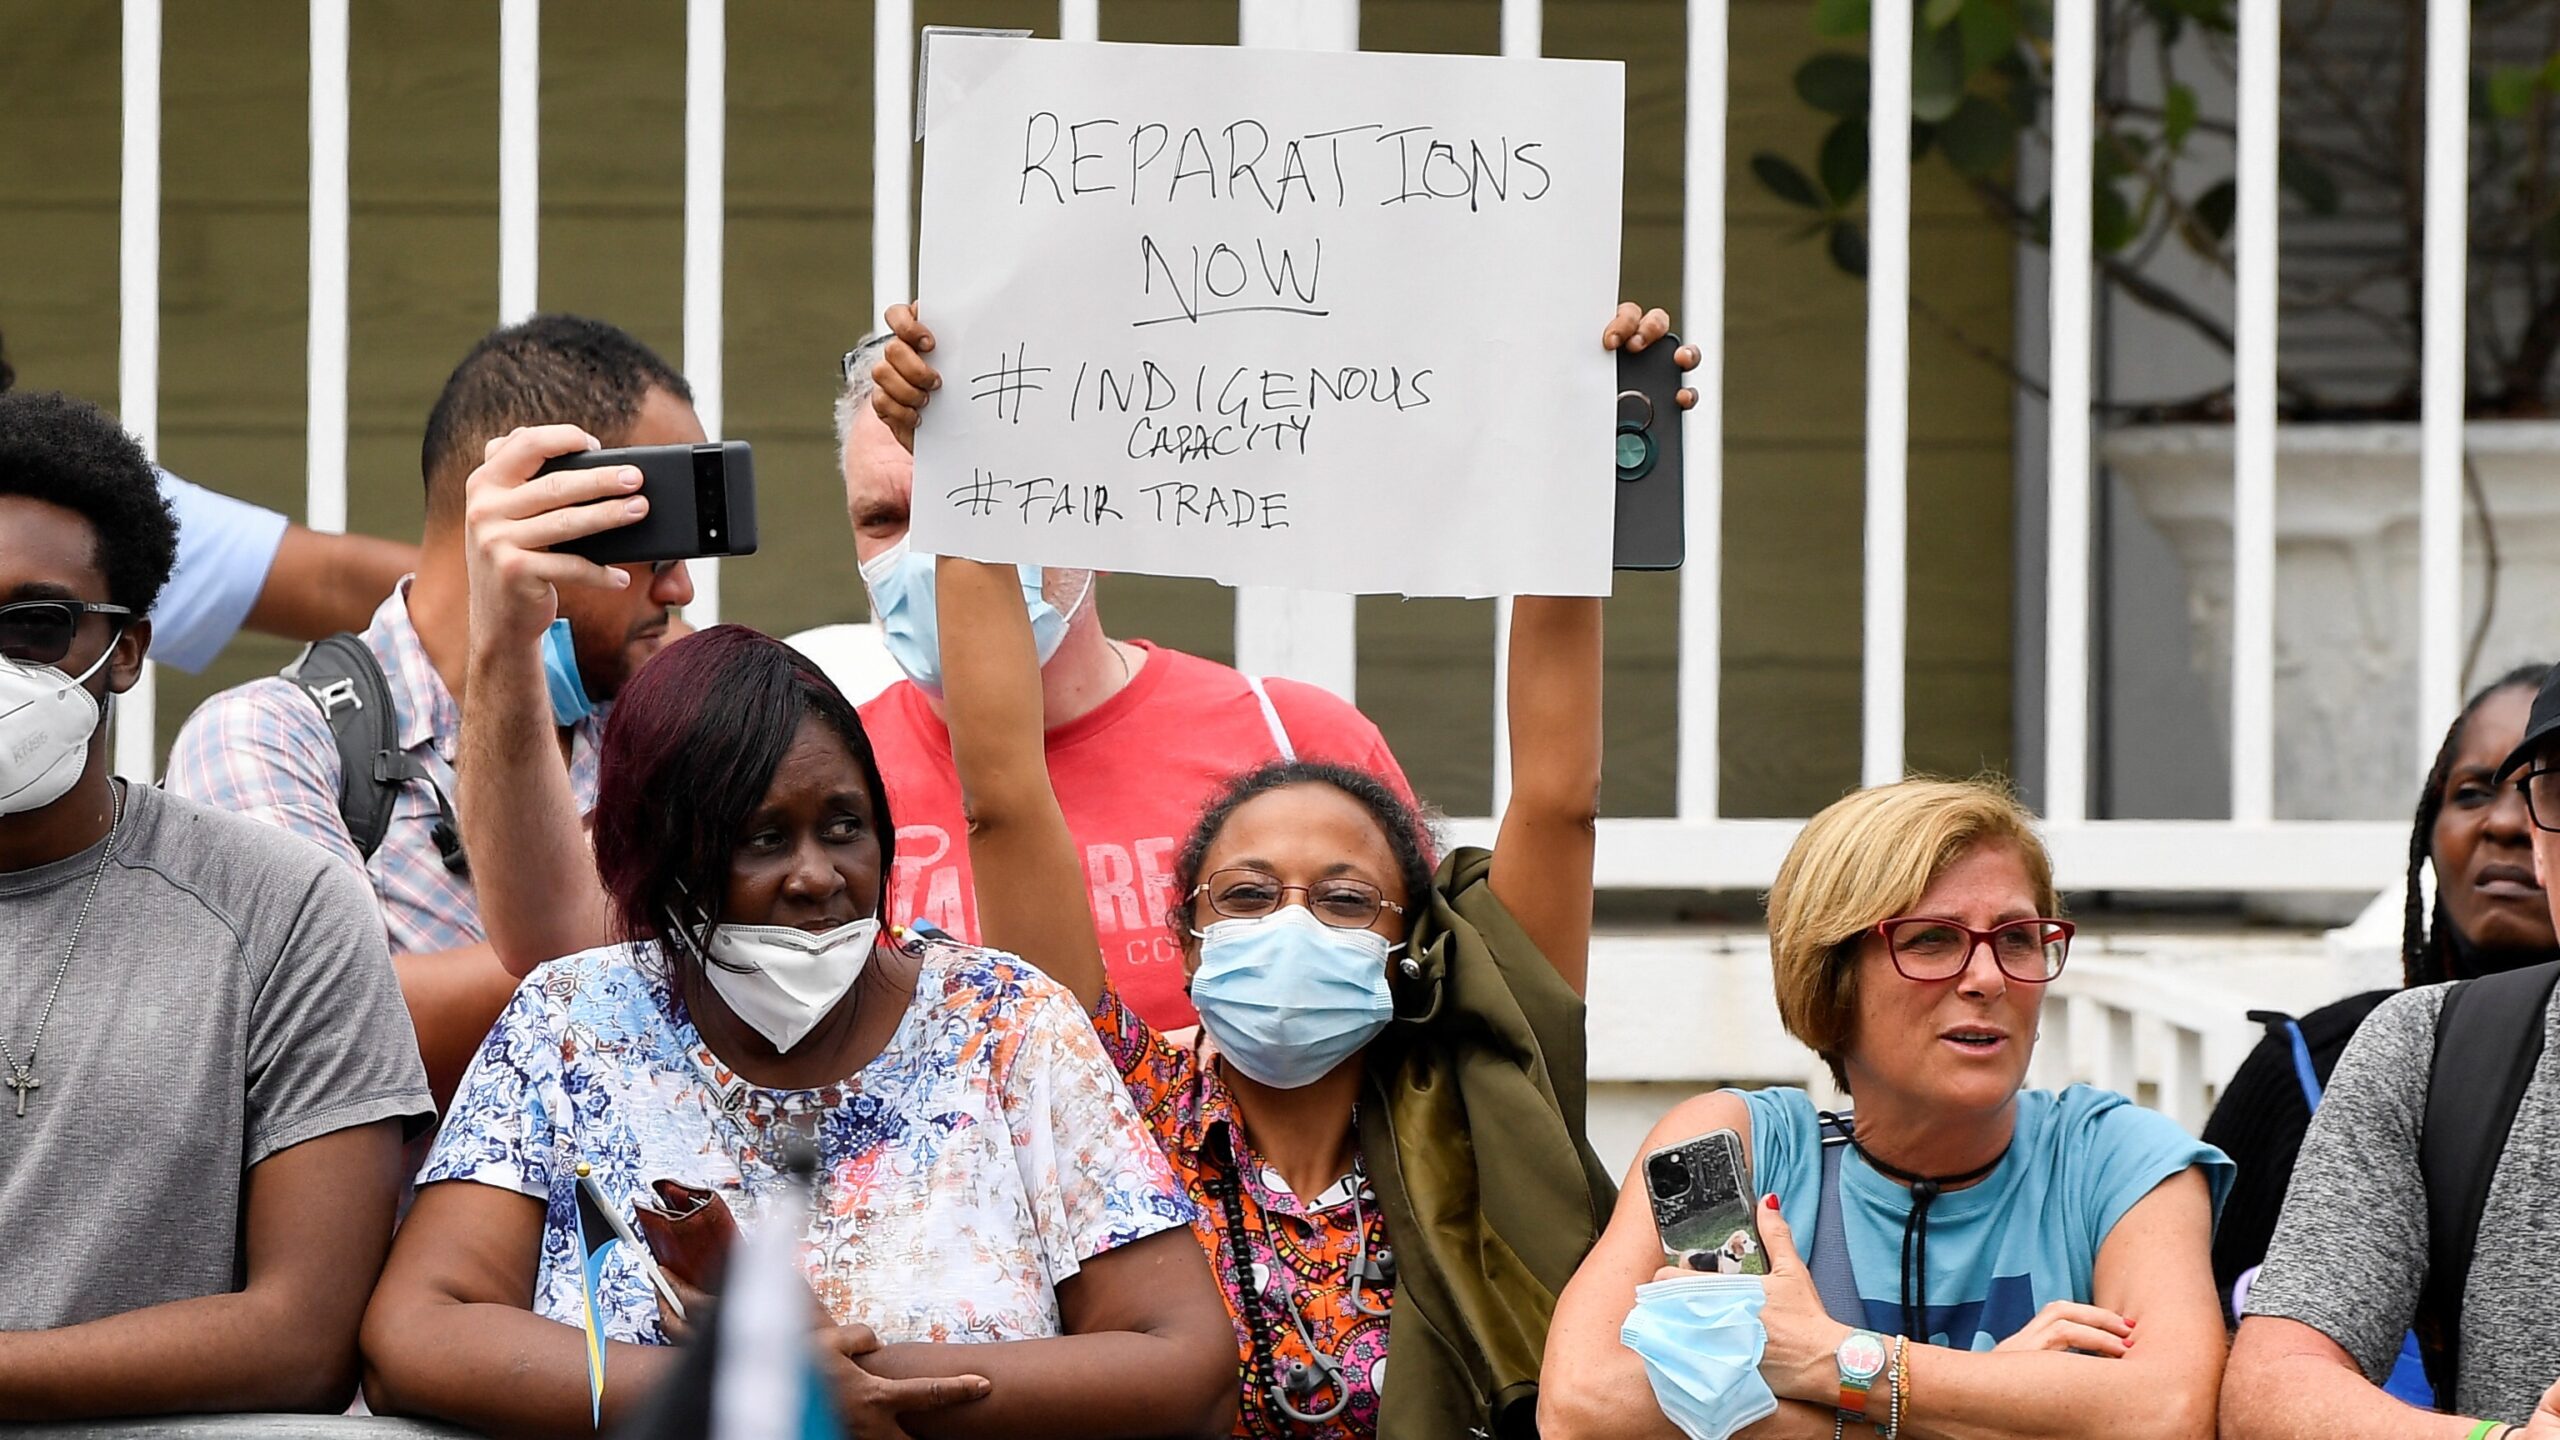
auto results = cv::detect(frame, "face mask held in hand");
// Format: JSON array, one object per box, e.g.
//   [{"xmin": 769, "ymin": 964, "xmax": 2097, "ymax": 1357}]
[
  {"xmin": 1188, "ymin": 905, "xmax": 1398, "ymax": 1089},
  {"xmin": 859, "ymin": 539, "xmax": 1085, "ymax": 696},
  {"xmin": 1618, "ymin": 1273, "xmax": 1779, "ymax": 1440},
  {"xmin": 0, "ymin": 643, "xmax": 115, "ymax": 817},
  {"xmin": 702, "ymin": 916, "xmax": 884, "ymax": 1053}
]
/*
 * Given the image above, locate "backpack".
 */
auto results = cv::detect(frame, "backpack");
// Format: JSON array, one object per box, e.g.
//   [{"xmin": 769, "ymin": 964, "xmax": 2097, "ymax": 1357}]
[
  {"xmin": 2412, "ymin": 958, "xmax": 2560, "ymax": 1404},
  {"xmin": 280, "ymin": 633, "xmax": 467, "ymax": 873}
]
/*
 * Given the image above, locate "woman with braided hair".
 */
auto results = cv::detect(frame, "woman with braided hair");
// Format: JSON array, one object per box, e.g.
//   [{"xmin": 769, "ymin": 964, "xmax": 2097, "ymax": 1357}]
[{"xmin": 2202, "ymin": 662, "xmax": 2559, "ymax": 1395}]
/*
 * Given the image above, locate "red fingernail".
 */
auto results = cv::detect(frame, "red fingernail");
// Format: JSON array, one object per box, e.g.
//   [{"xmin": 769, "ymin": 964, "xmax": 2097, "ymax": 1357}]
[{"xmin": 1764, "ymin": 1194, "xmax": 1779, "ymax": 1210}]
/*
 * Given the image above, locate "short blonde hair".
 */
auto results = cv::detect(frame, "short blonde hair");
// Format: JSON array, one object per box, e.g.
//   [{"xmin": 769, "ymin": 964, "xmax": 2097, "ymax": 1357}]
[{"xmin": 1765, "ymin": 777, "xmax": 2059, "ymax": 1089}]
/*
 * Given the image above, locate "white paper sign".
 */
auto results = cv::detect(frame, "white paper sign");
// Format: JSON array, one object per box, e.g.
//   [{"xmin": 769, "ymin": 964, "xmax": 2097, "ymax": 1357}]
[{"xmin": 911, "ymin": 36, "xmax": 1626, "ymax": 598}]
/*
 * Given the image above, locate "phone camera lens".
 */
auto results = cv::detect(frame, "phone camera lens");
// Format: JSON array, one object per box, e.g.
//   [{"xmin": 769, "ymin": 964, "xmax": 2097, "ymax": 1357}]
[{"xmin": 1646, "ymin": 1155, "xmax": 1690, "ymax": 1202}]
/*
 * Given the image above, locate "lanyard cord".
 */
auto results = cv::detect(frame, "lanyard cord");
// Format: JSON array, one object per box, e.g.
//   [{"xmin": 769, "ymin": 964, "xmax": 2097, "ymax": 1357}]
[
  {"xmin": 1205, "ymin": 1123, "xmax": 1290, "ymax": 1422},
  {"xmin": 1821, "ymin": 1111, "xmax": 2007, "ymax": 1341},
  {"xmin": 1203, "ymin": 1121, "xmax": 1375, "ymax": 1427}
]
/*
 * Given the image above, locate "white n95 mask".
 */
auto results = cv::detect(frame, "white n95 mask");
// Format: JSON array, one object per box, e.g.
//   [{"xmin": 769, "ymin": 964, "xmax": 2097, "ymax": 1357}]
[
  {"xmin": 0, "ymin": 645, "xmax": 115, "ymax": 817},
  {"xmin": 702, "ymin": 916, "xmax": 883, "ymax": 1053}
]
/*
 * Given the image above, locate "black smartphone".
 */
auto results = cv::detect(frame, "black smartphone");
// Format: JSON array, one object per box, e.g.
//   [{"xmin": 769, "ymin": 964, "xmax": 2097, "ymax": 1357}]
[
  {"xmin": 540, "ymin": 441, "xmax": 760, "ymax": 567},
  {"xmin": 1643, "ymin": 1127, "xmax": 1766, "ymax": 1274},
  {"xmin": 1612, "ymin": 336, "xmax": 1685, "ymax": 571}
]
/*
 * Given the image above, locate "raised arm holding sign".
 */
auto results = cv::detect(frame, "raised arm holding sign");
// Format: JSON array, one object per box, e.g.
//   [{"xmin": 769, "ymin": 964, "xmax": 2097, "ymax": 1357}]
[{"xmin": 910, "ymin": 35, "xmax": 1627, "ymax": 599}]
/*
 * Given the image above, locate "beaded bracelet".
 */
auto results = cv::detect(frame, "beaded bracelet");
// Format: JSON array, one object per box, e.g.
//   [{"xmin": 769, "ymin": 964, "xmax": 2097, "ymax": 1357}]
[{"xmin": 1884, "ymin": 1336, "xmax": 1910, "ymax": 1439}]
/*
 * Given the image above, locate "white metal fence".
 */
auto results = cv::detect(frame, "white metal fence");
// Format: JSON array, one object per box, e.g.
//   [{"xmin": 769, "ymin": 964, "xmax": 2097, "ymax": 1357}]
[{"xmin": 103, "ymin": 0, "xmax": 2465, "ymax": 906}]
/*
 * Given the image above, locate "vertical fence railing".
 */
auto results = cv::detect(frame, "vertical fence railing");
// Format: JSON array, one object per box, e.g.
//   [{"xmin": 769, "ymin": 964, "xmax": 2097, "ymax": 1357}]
[
  {"xmin": 114, "ymin": 0, "xmax": 160, "ymax": 783},
  {"xmin": 499, "ymin": 0, "xmax": 539, "ymax": 323},
  {"xmin": 1486, "ymin": 0, "xmax": 1541, "ymax": 819},
  {"xmin": 684, "ymin": 0, "xmax": 725, "ymax": 625},
  {"xmin": 2041, "ymin": 0, "xmax": 2095, "ymax": 825},
  {"xmin": 1674, "ymin": 0, "xmax": 1728, "ymax": 823},
  {"xmin": 2417, "ymin": 0, "xmax": 2470, "ymax": 768},
  {"xmin": 1860, "ymin": 0, "xmax": 1912, "ymax": 789},
  {"xmin": 308, "ymin": 0, "xmax": 350, "ymax": 539},
  {"xmin": 2230, "ymin": 0, "xmax": 2279, "ymax": 825}
]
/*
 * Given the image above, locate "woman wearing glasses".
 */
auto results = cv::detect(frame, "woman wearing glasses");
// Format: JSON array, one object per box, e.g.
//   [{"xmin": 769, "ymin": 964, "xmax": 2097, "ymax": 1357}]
[
  {"xmin": 1543, "ymin": 779, "xmax": 2234, "ymax": 1440},
  {"xmin": 883, "ymin": 300, "xmax": 1694, "ymax": 1438}
]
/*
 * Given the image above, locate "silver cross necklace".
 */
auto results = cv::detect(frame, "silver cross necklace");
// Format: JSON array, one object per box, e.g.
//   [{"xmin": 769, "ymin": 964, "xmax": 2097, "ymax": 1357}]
[{"xmin": 3, "ymin": 781, "xmax": 123, "ymax": 1118}]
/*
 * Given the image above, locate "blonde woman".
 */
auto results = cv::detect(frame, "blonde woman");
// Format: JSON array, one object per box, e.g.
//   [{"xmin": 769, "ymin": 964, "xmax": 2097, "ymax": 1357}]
[{"xmin": 1544, "ymin": 779, "xmax": 2232, "ymax": 1440}]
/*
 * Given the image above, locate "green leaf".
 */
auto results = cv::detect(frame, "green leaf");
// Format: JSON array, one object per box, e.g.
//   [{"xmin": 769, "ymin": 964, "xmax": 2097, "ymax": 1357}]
[
  {"xmin": 1937, "ymin": 94, "xmax": 2016, "ymax": 178},
  {"xmin": 2278, "ymin": 147, "xmax": 2341, "ymax": 216},
  {"xmin": 2093, "ymin": 180, "xmax": 2137, "ymax": 253},
  {"xmin": 1751, "ymin": 152, "xmax": 1827, "ymax": 210},
  {"xmin": 1911, "ymin": 22, "xmax": 1967, "ymax": 124},
  {"xmin": 1820, "ymin": 118, "xmax": 1871, "ymax": 205},
  {"xmin": 1958, "ymin": 0, "xmax": 2021, "ymax": 75},
  {"xmin": 2163, "ymin": 82, "xmax": 2199, "ymax": 150},
  {"xmin": 2490, "ymin": 64, "xmax": 2543, "ymax": 121},
  {"xmin": 2192, "ymin": 178, "xmax": 2237, "ymax": 240},
  {"xmin": 1922, "ymin": 0, "xmax": 1964, "ymax": 29},
  {"xmin": 1813, "ymin": 0, "xmax": 1869, "ymax": 38},
  {"xmin": 1797, "ymin": 53, "xmax": 1871, "ymax": 118},
  {"xmin": 1828, "ymin": 220, "xmax": 1870, "ymax": 278}
]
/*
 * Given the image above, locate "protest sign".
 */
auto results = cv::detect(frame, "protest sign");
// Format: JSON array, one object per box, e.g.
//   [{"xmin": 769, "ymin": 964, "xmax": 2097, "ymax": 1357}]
[{"xmin": 911, "ymin": 36, "xmax": 1626, "ymax": 598}]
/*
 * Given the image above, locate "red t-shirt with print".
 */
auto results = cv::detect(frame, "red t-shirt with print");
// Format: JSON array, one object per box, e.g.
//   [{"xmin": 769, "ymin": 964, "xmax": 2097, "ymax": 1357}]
[{"xmin": 857, "ymin": 641, "xmax": 1410, "ymax": 1030}]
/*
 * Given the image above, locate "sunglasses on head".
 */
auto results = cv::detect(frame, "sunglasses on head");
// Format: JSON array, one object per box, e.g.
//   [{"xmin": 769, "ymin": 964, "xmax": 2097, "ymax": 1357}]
[{"xmin": 0, "ymin": 600, "xmax": 132, "ymax": 668}]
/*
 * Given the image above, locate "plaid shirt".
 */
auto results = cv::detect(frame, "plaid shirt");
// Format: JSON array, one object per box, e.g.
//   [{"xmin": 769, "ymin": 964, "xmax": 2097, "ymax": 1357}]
[{"xmin": 163, "ymin": 582, "xmax": 604, "ymax": 957}]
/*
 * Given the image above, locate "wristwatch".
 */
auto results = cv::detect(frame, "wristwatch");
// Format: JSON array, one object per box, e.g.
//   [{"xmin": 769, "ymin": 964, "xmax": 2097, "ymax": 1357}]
[{"xmin": 1835, "ymin": 1329, "xmax": 1890, "ymax": 1419}]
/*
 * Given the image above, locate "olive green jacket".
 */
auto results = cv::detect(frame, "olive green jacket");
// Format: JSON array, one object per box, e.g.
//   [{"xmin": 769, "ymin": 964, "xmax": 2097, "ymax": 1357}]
[{"xmin": 1359, "ymin": 847, "xmax": 1616, "ymax": 1439}]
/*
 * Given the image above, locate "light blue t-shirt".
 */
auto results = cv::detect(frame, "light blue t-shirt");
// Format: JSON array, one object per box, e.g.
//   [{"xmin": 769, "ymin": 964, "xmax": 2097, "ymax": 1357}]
[
  {"xmin": 1736, "ymin": 1085, "xmax": 2233, "ymax": 1349},
  {"xmin": 153, "ymin": 470, "xmax": 289, "ymax": 673}
]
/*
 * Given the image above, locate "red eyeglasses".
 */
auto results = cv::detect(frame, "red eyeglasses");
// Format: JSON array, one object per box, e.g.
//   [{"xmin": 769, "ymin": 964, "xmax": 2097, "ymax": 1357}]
[{"xmin": 1872, "ymin": 916, "xmax": 2074, "ymax": 983}]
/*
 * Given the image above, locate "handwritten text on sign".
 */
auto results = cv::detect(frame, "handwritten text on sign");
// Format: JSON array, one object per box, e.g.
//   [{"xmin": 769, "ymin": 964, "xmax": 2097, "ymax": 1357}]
[{"xmin": 912, "ymin": 37, "xmax": 1625, "ymax": 598}]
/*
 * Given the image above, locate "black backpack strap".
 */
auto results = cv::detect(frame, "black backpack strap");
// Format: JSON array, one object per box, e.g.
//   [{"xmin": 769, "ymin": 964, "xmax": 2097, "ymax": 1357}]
[
  {"xmin": 2415, "ymin": 960, "xmax": 2560, "ymax": 1405},
  {"xmin": 281, "ymin": 634, "xmax": 466, "ymax": 871}
]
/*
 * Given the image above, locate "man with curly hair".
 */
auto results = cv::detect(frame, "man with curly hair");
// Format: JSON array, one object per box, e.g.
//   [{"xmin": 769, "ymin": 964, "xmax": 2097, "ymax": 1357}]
[{"xmin": 0, "ymin": 389, "xmax": 430, "ymax": 1419}]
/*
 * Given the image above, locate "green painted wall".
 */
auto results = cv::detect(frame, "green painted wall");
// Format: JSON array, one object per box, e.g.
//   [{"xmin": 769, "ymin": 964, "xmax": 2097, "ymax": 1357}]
[{"xmin": 0, "ymin": 0, "xmax": 2014, "ymax": 825}]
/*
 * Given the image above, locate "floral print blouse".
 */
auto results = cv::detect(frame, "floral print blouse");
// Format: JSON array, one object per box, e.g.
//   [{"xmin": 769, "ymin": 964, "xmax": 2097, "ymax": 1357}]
[
  {"xmin": 1094, "ymin": 986, "xmax": 1394, "ymax": 1438},
  {"xmin": 421, "ymin": 934, "xmax": 1197, "ymax": 1346}
]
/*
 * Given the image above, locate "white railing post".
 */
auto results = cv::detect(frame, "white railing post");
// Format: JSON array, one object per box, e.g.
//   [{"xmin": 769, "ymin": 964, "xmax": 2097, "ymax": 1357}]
[
  {"xmin": 1862, "ymin": 0, "xmax": 1911, "ymax": 788},
  {"xmin": 685, "ymin": 0, "xmax": 725, "ymax": 626},
  {"xmin": 1231, "ymin": 0, "xmax": 1361, "ymax": 700},
  {"xmin": 1488, "ymin": 0, "xmax": 1541, "ymax": 816},
  {"xmin": 2042, "ymin": 0, "xmax": 2096, "ymax": 823},
  {"xmin": 499, "ymin": 0, "xmax": 540, "ymax": 323},
  {"xmin": 2417, "ymin": 0, "xmax": 2470, "ymax": 768},
  {"xmin": 1060, "ymin": 0, "xmax": 1099, "ymax": 42},
  {"xmin": 1677, "ymin": 0, "xmax": 1729, "ymax": 822},
  {"xmin": 308, "ymin": 0, "xmax": 350, "ymax": 537},
  {"xmin": 874, "ymin": 0, "xmax": 914, "ymax": 318},
  {"xmin": 2231, "ymin": 0, "xmax": 2279, "ymax": 823},
  {"xmin": 115, "ymin": 0, "xmax": 161, "ymax": 784}
]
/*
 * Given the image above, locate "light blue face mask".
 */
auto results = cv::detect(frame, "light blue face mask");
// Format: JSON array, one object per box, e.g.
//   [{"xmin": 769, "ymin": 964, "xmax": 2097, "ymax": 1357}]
[
  {"xmin": 858, "ymin": 538, "xmax": 1079, "ymax": 696},
  {"xmin": 541, "ymin": 618, "xmax": 596, "ymax": 727},
  {"xmin": 1189, "ymin": 905, "xmax": 1398, "ymax": 1090},
  {"xmin": 1618, "ymin": 1274, "xmax": 1777, "ymax": 1440}
]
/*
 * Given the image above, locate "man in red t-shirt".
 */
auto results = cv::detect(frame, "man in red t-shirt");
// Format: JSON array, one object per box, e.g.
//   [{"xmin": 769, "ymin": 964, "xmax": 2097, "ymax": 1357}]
[{"xmin": 832, "ymin": 334, "xmax": 1409, "ymax": 1030}]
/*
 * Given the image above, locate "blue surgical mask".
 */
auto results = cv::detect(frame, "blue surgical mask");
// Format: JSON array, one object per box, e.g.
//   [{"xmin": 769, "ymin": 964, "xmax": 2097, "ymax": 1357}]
[
  {"xmin": 541, "ymin": 618, "xmax": 596, "ymax": 727},
  {"xmin": 858, "ymin": 538, "xmax": 1080, "ymax": 696},
  {"xmin": 1189, "ymin": 905, "xmax": 1397, "ymax": 1090},
  {"xmin": 1618, "ymin": 1274, "xmax": 1778, "ymax": 1440}
]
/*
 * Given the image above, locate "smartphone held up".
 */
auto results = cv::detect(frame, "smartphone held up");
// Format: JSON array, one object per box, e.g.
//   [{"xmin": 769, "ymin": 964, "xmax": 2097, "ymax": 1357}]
[
  {"xmin": 1645, "ymin": 1127, "xmax": 1767, "ymax": 1276},
  {"xmin": 537, "ymin": 441, "xmax": 761, "ymax": 567}
]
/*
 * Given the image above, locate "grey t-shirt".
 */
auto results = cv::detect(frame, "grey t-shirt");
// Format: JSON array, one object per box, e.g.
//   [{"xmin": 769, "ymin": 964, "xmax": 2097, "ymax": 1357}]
[
  {"xmin": 0, "ymin": 782, "xmax": 433, "ymax": 1331},
  {"xmin": 2247, "ymin": 983, "xmax": 2560, "ymax": 1421}
]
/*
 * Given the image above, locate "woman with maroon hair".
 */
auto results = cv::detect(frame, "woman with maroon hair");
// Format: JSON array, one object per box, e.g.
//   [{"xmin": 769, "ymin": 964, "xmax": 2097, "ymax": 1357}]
[{"xmin": 361, "ymin": 624, "xmax": 1235, "ymax": 1439}]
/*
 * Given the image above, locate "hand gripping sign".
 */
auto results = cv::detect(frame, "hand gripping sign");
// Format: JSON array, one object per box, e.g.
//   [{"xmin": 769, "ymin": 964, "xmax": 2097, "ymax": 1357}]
[{"xmin": 912, "ymin": 35, "xmax": 1625, "ymax": 599}]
